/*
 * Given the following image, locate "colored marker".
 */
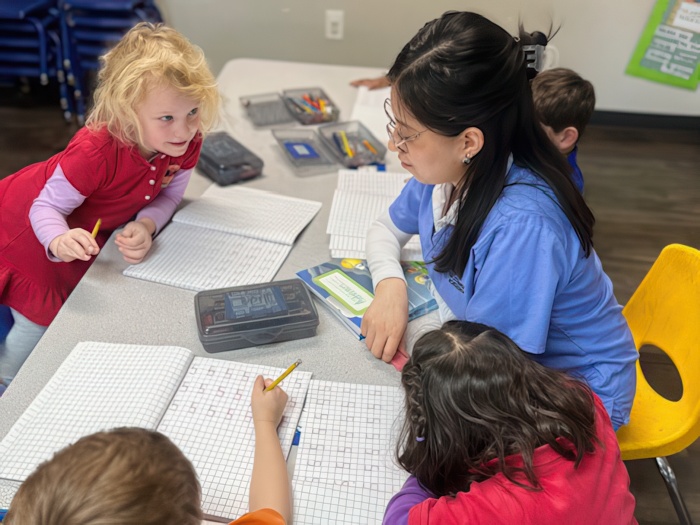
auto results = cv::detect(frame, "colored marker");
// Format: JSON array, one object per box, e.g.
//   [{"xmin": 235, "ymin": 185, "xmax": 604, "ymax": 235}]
[
  {"xmin": 339, "ymin": 130, "xmax": 354, "ymax": 158},
  {"xmin": 363, "ymin": 139, "xmax": 378, "ymax": 155},
  {"xmin": 91, "ymin": 218, "xmax": 102, "ymax": 238},
  {"xmin": 302, "ymin": 94, "xmax": 320, "ymax": 110},
  {"xmin": 265, "ymin": 359, "xmax": 302, "ymax": 391},
  {"xmin": 332, "ymin": 132, "xmax": 346, "ymax": 156}
]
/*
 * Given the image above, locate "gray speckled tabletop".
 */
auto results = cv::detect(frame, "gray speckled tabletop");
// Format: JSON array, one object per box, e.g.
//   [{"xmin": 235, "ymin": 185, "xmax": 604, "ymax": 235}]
[{"xmin": 0, "ymin": 59, "xmax": 439, "ymax": 439}]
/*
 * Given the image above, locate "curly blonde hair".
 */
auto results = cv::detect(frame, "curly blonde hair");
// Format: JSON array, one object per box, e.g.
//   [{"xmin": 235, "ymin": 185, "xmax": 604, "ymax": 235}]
[{"xmin": 86, "ymin": 22, "xmax": 220, "ymax": 147}]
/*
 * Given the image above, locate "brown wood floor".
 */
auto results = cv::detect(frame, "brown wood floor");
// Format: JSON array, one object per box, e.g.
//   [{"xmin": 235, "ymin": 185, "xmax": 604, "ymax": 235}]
[{"xmin": 1, "ymin": 92, "xmax": 699, "ymax": 524}]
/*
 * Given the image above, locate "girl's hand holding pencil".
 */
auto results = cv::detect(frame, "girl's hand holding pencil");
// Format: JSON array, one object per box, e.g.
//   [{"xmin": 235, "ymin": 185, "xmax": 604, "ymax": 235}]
[{"xmin": 48, "ymin": 228, "xmax": 100, "ymax": 262}]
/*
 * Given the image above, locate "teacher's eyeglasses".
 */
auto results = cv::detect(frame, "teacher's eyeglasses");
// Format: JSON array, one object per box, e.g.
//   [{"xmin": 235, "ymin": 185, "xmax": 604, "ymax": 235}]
[{"xmin": 384, "ymin": 98, "xmax": 425, "ymax": 152}]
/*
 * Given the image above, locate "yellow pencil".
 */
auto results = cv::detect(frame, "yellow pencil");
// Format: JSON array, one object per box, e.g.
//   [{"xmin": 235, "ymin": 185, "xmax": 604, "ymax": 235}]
[
  {"xmin": 264, "ymin": 359, "xmax": 302, "ymax": 391},
  {"xmin": 339, "ymin": 130, "xmax": 354, "ymax": 158},
  {"xmin": 91, "ymin": 218, "xmax": 102, "ymax": 238}
]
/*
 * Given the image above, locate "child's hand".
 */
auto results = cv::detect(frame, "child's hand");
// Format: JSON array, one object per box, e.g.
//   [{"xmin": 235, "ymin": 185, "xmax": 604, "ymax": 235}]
[
  {"xmin": 251, "ymin": 375, "xmax": 288, "ymax": 427},
  {"xmin": 49, "ymin": 229, "xmax": 100, "ymax": 262},
  {"xmin": 361, "ymin": 277, "xmax": 409, "ymax": 362},
  {"xmin": 350, "ymin": 76, "xmax": 391, "ymax": 90},
  {"xmin": 114, "ymin": 220, "xmax": 154, "ymax": 264}
]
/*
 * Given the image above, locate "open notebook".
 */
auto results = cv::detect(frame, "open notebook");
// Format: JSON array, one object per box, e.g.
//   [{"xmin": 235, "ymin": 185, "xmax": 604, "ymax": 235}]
[
  {"xmin": 0, "ymin": 342, "xmax": 408, "ymax": 524},
  {"xmin": 0, "ymin": 342, "xmax": 312, "ymax": 521},
  {"xmin": 123, "ymin": 185, "xmax": 322, "ymax": 291},
  {"xmin": 327, "ymin": 168, "xmax": 422, "ymax": 261}
]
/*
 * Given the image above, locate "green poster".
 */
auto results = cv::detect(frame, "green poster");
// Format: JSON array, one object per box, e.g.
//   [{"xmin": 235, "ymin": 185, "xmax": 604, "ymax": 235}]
[{"xmin": 626, "ymin": 0, "xmax": 700, "ymax": 90}]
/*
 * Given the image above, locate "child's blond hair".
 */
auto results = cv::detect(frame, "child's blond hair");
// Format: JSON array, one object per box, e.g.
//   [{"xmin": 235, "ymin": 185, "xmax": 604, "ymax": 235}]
[
  {"xmin": 86, "ymin": 22, "xmax": 220, "ymax": 148},
  {"xmin": 5, "ymin": 428, "xmax": 202, "ymax": 525}
]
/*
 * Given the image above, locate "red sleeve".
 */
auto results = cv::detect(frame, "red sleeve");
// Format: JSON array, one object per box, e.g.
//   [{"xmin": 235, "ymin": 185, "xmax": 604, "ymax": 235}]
[{"xmin": 228, "ymin": 508, "xmax": 285, "ymax": 525}]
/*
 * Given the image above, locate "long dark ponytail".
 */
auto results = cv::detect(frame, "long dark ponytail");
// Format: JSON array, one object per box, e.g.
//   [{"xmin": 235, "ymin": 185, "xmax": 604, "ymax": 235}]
[{"xmin": 387, "ymin": 12, "xmax": 594, "ymax": 278}]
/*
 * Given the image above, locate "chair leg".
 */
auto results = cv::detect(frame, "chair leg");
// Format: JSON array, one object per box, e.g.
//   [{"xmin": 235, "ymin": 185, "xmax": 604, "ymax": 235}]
[{"xmin": 655, "ymin": 457, "xmax": 694, "ymax": 525}]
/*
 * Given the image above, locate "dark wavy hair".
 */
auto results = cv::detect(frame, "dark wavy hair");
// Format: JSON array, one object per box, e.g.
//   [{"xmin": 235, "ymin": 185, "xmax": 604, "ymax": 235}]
[
  {"xmin": 398, "ymin": 321, "xmax": 600, "ymax": 497},
  {"xmin": 387, "ymin": 11, "xmax": 594, "ymax": 278}
]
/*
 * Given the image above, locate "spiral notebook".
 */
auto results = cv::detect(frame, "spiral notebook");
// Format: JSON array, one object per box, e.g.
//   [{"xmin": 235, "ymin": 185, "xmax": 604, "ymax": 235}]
[
  {"xmin": 0, "ymin": 342, "xmax": 408, "ymax": 524},
  {"xmin": 123, "ymin": 185, "xmax": 322, "ymax": 291},
  {"xmin": 0, "ymin": 342, "xmax": 312, "ymax": 521}
]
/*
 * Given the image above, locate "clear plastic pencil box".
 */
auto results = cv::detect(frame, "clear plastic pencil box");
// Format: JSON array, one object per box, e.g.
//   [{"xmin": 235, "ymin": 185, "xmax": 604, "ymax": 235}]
[
  {"xmin": 196, "ymin": 132, "xmax": 264, "ymax": 186},
  {"xmin": 282, "ymin": 87, "xmax": 340, "ymax": 125},
  {"xmin": 195, "ymin": 279, "xmax": 319, "ymax": 353},
  {"xmin": 318, "ymin": 120, "xmax": 387, "ymax": 168}
]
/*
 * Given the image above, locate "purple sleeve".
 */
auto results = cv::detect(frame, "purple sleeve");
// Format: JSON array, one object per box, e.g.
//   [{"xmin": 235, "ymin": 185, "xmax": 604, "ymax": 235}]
[
  {"xmin": 136, "ymin": 168, "xmax": 192, "ymax": 234},
  {"xmin": 383, "ymin": 476, "xmax": 432, "ymax": 525},
  {"xmin": 29, "ymin": 163, "xmax": 87, "ymax": 261}
]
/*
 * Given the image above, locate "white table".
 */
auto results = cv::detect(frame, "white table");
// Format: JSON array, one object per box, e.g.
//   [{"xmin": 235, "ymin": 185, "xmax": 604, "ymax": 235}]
[{"xmin": 0, "ymin": 58, "xmax": 437, "ymax": 438}]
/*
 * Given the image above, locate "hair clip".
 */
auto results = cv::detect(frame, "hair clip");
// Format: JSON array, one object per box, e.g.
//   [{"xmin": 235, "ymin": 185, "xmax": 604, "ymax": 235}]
[
  {"xmin": 522, "ymin": 44, "xmax": 545, "ymax": 72},
  {"xmin": 415, "ymin": 436, "xmax": 425, "ymax": 442}
]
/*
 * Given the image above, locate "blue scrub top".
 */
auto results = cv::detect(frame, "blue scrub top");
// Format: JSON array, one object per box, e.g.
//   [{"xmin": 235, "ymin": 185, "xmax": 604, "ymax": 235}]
[{"xmin": 389, "ymin": 164, "xmax": 637, "ymax": 427}]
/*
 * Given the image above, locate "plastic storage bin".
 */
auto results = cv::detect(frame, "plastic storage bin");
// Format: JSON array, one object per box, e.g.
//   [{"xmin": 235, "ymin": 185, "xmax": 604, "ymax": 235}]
[
  {"xmin": 197, "ymin": 132, "xmax": 264, "ymax": 185},
  {"xmin": 282, "ymin": 87, "xmax": 340, "ymax": 125},
  {"xmin": 272, "ymin": 128, "xmax": 338, "ymax": 175},
  {"xmin": 195, "ymin": 279, "xmax": 319, "ymax": 352},
  {"xmin": 239, "ymin": 92, "xmax": 295, "ymax": 126},
  {"xmin": 318, "ymin": 120, "xmax": 387, "ymax": 168}
]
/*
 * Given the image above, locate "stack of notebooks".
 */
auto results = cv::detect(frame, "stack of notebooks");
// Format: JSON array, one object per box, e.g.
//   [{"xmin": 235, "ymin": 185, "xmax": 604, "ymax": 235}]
[
  {"xmin": 123, "ymin": 185, "xmax": 322, "ymax": 291},
  {"xmin": 327, "ymin": 168, "xmax": 422, "ymax": 262},
  {"xmin": 0, "ymin": 342, "xmax": 407, "ymax": 524}
]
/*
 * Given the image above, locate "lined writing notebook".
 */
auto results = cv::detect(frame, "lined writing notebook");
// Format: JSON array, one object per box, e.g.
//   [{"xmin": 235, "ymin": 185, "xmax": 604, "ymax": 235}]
[
  {"xmin": 124, "ymin": 186, "xmax": 322, "ymax": 291},
  {"xmin": 0, "ymin": 342, "xmax": 312, "ymax": 521},
  {"xmin": 292, "ymin": 380, "xmax": 408, "ymax": 525},
  {"xmin": 327, "ymin": 168, "xmax": 422, "ymax": 261}
]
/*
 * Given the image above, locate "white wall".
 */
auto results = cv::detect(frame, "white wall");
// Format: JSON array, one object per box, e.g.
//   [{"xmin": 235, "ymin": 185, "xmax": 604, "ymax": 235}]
[{"xmin": 158, "ymin": 0, "xmax": 700, "ymax": 116}]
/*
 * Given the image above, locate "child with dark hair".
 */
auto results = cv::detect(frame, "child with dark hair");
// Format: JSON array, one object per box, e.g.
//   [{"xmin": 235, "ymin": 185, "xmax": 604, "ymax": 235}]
[
  {"xmin": 5, "ymin": 375, "xmax": 291, "ymax": 525},
  {"xmin": 383, "ymin": 320, "xmax": 638, "ymax": 525},
  {"xmin": 532, "ymin": 67, "xmax": 596, "ymax": 192},
  {"xmin": 362, "ymin": 11, "xmax": 637, "ymax": 430}
]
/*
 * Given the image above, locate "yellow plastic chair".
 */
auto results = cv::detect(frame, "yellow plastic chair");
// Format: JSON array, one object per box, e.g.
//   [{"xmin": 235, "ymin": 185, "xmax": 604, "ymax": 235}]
[{"xmin": 616, "ymin": 244, "xmax": 700, "ymax": 525}]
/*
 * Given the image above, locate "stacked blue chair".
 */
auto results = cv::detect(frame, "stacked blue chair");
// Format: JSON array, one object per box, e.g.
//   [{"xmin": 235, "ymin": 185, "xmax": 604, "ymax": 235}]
[
  {"xmin": 0, "ymin": 0, "xmax": 74, "ymax": 121},
  {"xmin": 58, "ymin": 0, "xmax": 163, "ymax": 124}
]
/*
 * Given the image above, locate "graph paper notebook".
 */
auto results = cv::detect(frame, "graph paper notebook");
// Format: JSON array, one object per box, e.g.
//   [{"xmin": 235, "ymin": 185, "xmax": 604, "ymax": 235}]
[
  {"xmin": 327, "ymin": 168, "xmax": 422, "ymax": 261},
  {"xmin": 292, "ymin": 380, "xmax": 408, "ymax": 525},
  {"xmin": 124, "ymin": 185, "xmax": 322, "ymax": 291},
  {"xmin": 0, "ymin": 342, "xmax": 312, "ymax": 522}
]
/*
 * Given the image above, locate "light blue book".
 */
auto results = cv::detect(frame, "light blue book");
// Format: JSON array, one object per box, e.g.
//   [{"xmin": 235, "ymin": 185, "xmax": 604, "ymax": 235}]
[{"xmin": 296, "ymin": 259, "xmax": 437, "ymax": 339}]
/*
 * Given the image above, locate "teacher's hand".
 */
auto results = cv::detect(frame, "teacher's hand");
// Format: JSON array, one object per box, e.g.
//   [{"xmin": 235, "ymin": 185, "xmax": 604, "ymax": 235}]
[{"xmin": 361, "ymin": 277, "xmax": 408, "ymax": 362}]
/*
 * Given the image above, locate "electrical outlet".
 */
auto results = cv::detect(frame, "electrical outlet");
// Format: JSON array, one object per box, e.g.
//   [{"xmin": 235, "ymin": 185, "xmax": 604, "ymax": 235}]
[{"xmin": 325, "ymin": 10, "xmax": 344, "ymax": 40}]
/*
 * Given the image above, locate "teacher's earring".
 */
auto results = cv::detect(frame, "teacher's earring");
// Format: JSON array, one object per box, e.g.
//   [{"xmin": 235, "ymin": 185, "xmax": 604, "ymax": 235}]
[{"xmin": 462, "ymin": 155, "xmax": 472, "ymax": 165}]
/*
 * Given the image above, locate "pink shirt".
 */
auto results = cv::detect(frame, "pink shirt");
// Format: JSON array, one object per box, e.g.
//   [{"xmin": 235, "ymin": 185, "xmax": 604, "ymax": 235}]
[{"xmin": 384, "ymin": 395, "xmax": 637, "ymax": 525}]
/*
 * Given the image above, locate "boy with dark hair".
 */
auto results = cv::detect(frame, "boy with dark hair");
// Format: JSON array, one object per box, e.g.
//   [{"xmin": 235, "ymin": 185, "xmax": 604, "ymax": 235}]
[{"xmin": 531, "ymin": 67, "xmax": 596, "ymax": 193}]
